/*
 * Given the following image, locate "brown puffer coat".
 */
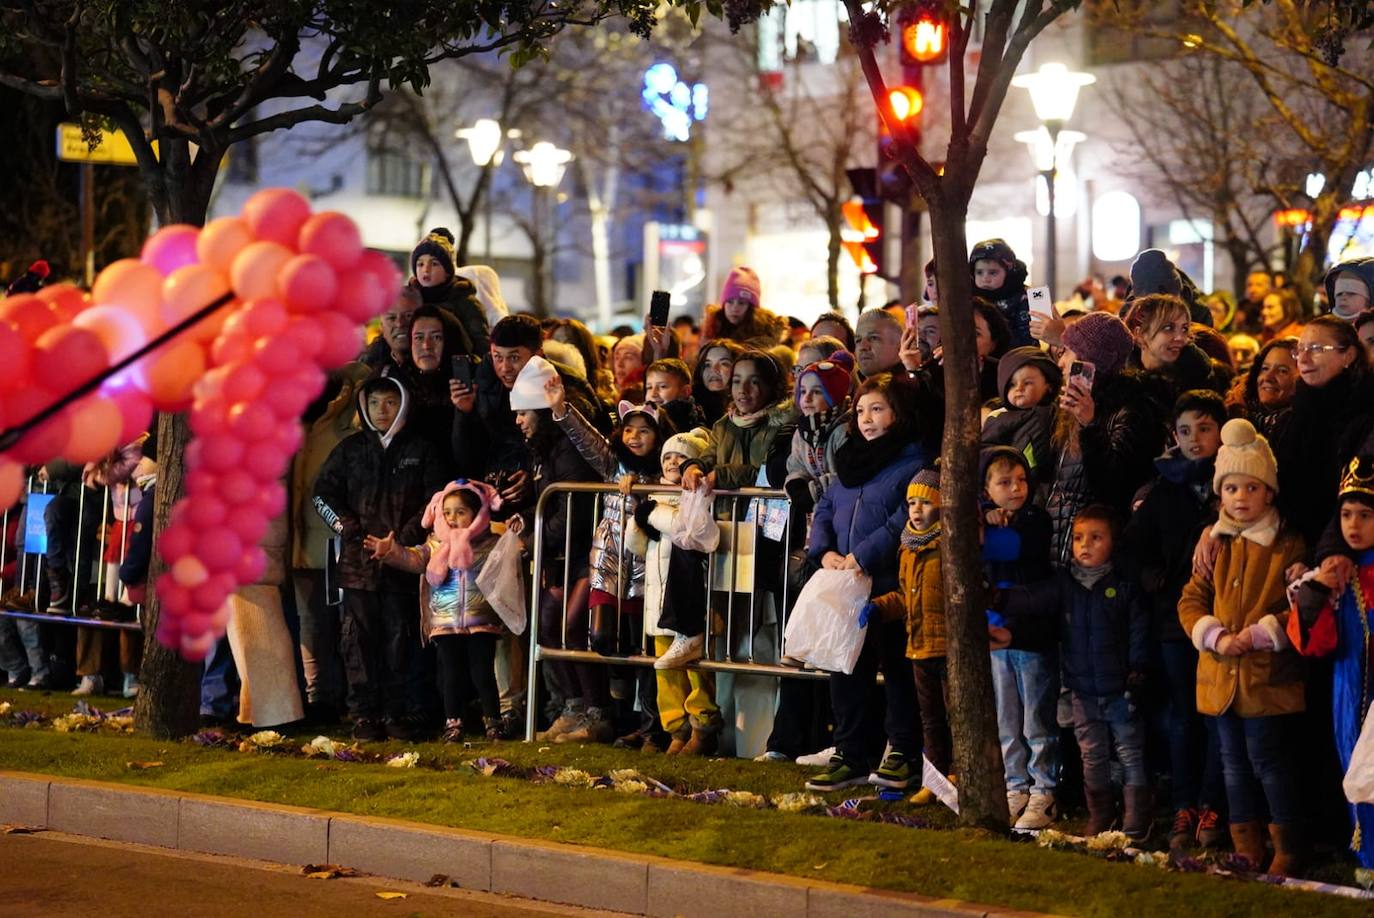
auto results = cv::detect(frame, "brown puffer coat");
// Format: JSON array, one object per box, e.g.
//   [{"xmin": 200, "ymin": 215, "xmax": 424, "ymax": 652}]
[
  {"xmin": 872, "ymin": 538, "xmax": 944, "ymax": 661},
  {"xmin": 700, "ymin": 303, "xmax": 787, "ymax": 348}
]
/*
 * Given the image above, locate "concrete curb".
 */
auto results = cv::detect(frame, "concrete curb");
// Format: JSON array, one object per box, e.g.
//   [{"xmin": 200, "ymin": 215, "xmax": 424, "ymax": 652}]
[{"xmin": 0, "ymin": 770, "xmax": 1046, "ymax": 917}]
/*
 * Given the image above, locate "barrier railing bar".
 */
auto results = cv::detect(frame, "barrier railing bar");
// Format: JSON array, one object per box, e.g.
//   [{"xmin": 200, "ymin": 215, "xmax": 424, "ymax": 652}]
[{"xmin": 0, "ymin": 609, "xmax": 141, "ymax": 631}]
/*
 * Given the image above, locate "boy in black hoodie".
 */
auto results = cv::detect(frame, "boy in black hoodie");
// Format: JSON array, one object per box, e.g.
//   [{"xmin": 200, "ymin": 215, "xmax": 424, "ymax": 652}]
[
  {"xmin": 313, "ymin": 376, "xmax": 447, "ymax": 742},
  {"xmin": 1118, "ymin": 389, "xmax": 1227, "ymax": 850},
  {"xmin": 970, "ymin": 238, "xmax": 1032, "ymax": 348}
]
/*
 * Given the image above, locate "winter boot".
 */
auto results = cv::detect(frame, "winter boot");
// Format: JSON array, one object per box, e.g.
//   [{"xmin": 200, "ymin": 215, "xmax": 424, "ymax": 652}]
[
  {"xmin": 1266, "ymin": 823, "xmax": 1303, "ymax": 877},
  {"xmin": 45, "ymin": 568, "xmax": 72, "ymax": 615},
  {"xmin": 665, "ymin": 726, "xmax": 691, "ymax": 756},
  {"xmin": 1228, "ymin": 820, "xmax": 1266, "ymax": 871},
  {"xmin": 678, "ymin": 726, "xmax": 719, "ymax": 757},
  {"xmin": 483, "ymin": 716, "xmax": 507, "ymax": 741},
  {"xmin": 71, "ymin": 674, "xmax": 103, "ymax": 696},
  {"xmin": 1084, "ymin": 787, "xmax": 1117, "ymax": 836},
  {"xmin": 537, "ymin": 701, "xmax": 585, "ymax": 742},
  {"xmin": 589, "ymin": 605, "xmax": 623, "ymax": 656},
  {"xmin": 557, "ymin": 706, "xmax": 613, "ymax": 744},
  {"xmin": 1122, "ymin": 785, "xmax": 1153, "ymax": 844},
  {"xmin": 441, "ymin": 719, "xmax": 465, "ymax": 743}
]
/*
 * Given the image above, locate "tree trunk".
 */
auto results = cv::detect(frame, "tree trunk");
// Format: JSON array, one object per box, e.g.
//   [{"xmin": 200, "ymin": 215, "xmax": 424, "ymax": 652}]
[
  {"xmin": 927, "ymin": 192, "xmax": 1010, "ymax": 833},
  {"xmin": 133, "ymin": 412, "xmax": 204, "ymax": 737},
  {"xmin": 826, "ymin": 203, "xmax": 842, "ymax": 311}
]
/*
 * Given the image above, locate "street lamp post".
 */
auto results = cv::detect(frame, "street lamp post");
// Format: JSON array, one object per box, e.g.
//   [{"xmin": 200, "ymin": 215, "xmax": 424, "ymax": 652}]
[
  {"xmin": 1012, "ymin": 63, "xmax": 1095, "ymax": 298},
  {"xmin": 457, "ymin": 118, "xmax": 506, "ymax": 259},
  {"xmin": 513, "ymin": 141, "xmax": 573, "ymax": 314}
]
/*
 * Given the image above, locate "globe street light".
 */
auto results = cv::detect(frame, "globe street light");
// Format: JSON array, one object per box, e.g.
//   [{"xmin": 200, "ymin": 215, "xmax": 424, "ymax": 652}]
[
  {"xmin": 513, "ymin": 141, "xmax": 573, "ymax": 312},
  {"xmin": 457, "ymin": 118, "xmax": 504, "ymax": 167},
  {"xmin": 1012, "ymin": 63, "xmax": 1095, "ymax": 297}
]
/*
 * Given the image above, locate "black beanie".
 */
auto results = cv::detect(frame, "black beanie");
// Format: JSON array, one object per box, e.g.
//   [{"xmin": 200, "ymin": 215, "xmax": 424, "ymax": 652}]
[
  {"xmin": 411, "ymin": 228, "xmax": 456, "ymax": 279},
  {"xmin": 979, "ymin": 445, "xmax": 1031, "ymax": 484}
]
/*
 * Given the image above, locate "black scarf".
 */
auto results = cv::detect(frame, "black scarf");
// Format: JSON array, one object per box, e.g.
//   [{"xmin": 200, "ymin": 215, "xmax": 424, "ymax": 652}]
[
  {"xmin": 835, "ymin": 429, "xmax": 908, "ymax": 488},
  {"xmin": 418, "ymin": 282, "xmax": 452, "ymax": 305}
]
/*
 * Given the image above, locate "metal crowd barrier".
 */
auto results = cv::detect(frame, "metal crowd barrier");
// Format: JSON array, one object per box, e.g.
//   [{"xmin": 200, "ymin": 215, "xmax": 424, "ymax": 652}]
[
  {"xmin": 0, "ymin": 473, "xmax": 144, "ymax": 633},
  {"xmin": 523, "ymin": 481, "xmax": 831, "ymax": 742}
]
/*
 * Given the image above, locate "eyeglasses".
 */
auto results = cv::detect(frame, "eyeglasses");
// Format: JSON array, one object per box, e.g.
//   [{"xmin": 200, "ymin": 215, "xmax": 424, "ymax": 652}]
[{"xmin": 1297, "ymin": 343, "xmax": 1351, "ymax": 356}]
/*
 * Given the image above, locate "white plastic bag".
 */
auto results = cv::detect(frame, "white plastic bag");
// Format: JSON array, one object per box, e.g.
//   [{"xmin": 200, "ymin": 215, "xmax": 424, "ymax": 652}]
[
  {"xmin": 781, "ymin": 568, "xmax": 871, "ymax": 674},
  {"xmin": 1343, "ymin": 699, "xmax": 1374, "ymax": 804},
  {"xmin": 670, "ymin": 488, "xmax": 720, "ymax": 553},
  {"xmin": 476, "ymin": 526, "xmax": 527, "ymax": 635}
]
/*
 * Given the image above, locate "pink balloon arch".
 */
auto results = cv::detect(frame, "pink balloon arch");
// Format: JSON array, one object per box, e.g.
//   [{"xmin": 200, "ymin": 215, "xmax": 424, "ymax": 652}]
[{"xmin": 0, "ymin": 188, "xmax": 398, "ymax": 661}]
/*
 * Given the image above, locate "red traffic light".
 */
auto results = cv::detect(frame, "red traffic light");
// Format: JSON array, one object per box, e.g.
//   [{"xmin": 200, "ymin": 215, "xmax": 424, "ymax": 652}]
[
  {"xmin": 901, "ymin": 16, "xmax": 947, "ymax": 64},
  {"xmin": 887, "ymin": 86, "xmax": 924, "ymax": 123}
]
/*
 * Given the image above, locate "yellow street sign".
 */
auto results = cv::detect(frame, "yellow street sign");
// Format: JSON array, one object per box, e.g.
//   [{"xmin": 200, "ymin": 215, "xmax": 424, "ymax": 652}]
[{"xmin": 54, "ymin": 122, "xmax": 151, "ymax": 166}]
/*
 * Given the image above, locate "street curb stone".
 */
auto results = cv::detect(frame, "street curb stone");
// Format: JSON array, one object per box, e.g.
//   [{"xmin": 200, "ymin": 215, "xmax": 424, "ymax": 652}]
[{"xmin": 0, "ymin": 770, "xmax": 1040, "ymax": 917}]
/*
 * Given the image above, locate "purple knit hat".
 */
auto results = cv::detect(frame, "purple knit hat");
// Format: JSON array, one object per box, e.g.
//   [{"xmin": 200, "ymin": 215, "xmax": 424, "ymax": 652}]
[{"xmin": 1060, "ymin": 312, "xmax": 1134, "ymax": 376}]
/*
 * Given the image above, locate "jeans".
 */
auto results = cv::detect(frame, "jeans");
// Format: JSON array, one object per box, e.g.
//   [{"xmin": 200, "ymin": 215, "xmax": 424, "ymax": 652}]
[
  {"xmin": 293, "ymin": 569, "xmax": 345, "ymax": 706},
  {"xmin": 991, "ymin": 649, "xmax": 1061, "ymax": 794},
  {"xmin": 340, "ymin": 589, "xmax": 422, "ymax": 720},
  {"xmin": 1214, "ymin": 711, "xmax": 1299, "ymax": 825},
  {"xmin": 830, "ymin": 619, "xmax": 919, "ymax": 768},
  {"xmin": 200, "ymin": 635, "xmax": 240, "ymax": 719},
  {"xmin": 1071, "ymin": 691, "xmax": 1147, "ymax": 789},
  {"xmin": 1157, "ymin": 640, "xmax": 1225, "ymax": 810},
  {"xmin": 0, "ymin": 617, "xmax": 47, "ymax": 681}
]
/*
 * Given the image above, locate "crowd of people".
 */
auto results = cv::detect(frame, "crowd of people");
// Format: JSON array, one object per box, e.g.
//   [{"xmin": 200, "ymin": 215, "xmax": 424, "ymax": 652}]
[{"xmin": 2, "ymin": 229, "xmax": 1373, "ymax": 878}]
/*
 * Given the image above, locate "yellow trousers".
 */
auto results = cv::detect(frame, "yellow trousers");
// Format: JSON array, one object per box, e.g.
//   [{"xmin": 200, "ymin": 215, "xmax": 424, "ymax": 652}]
[{"xmin": 653, "ymin": 635, "xmax": 720, "ymax": 734}]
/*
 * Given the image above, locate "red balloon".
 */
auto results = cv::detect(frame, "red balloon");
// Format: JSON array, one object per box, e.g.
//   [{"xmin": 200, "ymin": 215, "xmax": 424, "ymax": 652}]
[
  {"xmin": 357, "ymin": 249, "xmax": 403, "ymax": 298},
  {"xmin": 159, "ymin": 522, "xmax": 195, "ymax": 563},
  {"xmin": 257, "ymin": 481, "xmax": 287, "ymax": 518},
  {"xmin": 242, "ymin": 441, "xmax": 288, "ymax": 482},
  {"xmin": 180, "ymin": 612, "xmax": 213, "ymax": 638},
  {"xmin": 0, "ymin": 321, "xmax": 33, "ymax": 393},
  {"xmin": 234, "ymin": 547, "xmax": 268, "ymax": 584},
  {"xmin": 0, "ymin": 458, "xmax": 23, "ymax": 510},
  {"xmin": 299, "ymin": 211, "xmax": 363, "ymax": 271},
  {"xmin": 5, "ymin": 390, "xmax": 70, "ymax": 465},
  {"xmin": 221, "ymin": 361, "xmax": 267, "ymax": 403},
  {"xmin": 240, "ymin": 298, "xmax": 291, "ymax": 338},
  {"xmin": 36, "ymin": 284, "xmax": 89, "ymax": 322},
  {"xmin": 228, "ymin": 401, "xmax": 275, "ymax": 442},
  {"xmin": 142, "ymin": 224, "xmax": 202, "ymax": 275},
  {"xmin": 61, "ymin": 397, "xmax": 122, "ymax": 464},
  {"xmin": 185, "ymin": 496, "xmax": 228, "ymax": 529},
  {"xmin": 242, "ymin": 188, "xmax": 312, "ymax": 248},
  {"xmin": 226, "ymin": 506, "xmax": 269, "ymax": 544},
  {"xmin": 210, "ymin": 326, "xmax": 253, "ymax": 366},
  {"xmin": 102, "ymin": 385, "xmax": 153, "ymax": 446},
  {"xmin": 277, "ymin": 254, "xmax": 338, "ymax": 314},
  {"xmin": 196, "ymin": 529, "xmax": 243, "ymax": 572},
  {"xmin": 331, "ymin": 269, "xmax": 384, "ymax": 323},
  {"xmin": 32, "ymin": 326, "xmax": 109, "ymax": 394},
  {"xmin": 252, "ymin": 336, "xmax": 300, "ymax": 376},
  {"xmin": 282, "ymin": 317, "xmax": 324, "ymax": 360},
  {"xmin": 219, "ymin": 469, "xmax": 257, "ymax": 504},
  {"xmin": 315, "ymin": 312, "xmax": 363, "ymax": 366},
  {"xmin": 192, "ymin": 572, "xmax": 236, "ymax": 610},
  {"xmin": 0, "ymin": 294, "xmax": 58, "ymax": 341},
  {"xmin": 199, "ymin": 432, "xmax": 246, "ymax": 471}
]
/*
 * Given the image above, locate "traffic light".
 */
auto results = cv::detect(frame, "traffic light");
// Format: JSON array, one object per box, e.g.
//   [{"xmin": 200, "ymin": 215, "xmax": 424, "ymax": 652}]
[
  {"xmin": 898, "ymin": 6, "xmax": 948, "ymax": 66},
  {"xmin": 877, "ymin": 75, "xmax": 923, "ymax": 200},
  {"xmin": 842, "ymin": 168, "xmax": 885, "ymax": 276}
]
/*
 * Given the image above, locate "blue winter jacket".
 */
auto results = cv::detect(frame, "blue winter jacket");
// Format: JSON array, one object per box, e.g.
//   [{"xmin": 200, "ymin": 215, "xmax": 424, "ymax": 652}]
[{"xmin": 807, "ymin": 441, "xmax": 925, "ymax": 596}]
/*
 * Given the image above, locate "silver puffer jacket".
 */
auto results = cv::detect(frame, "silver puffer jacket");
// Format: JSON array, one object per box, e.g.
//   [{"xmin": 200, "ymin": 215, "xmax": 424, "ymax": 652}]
[{"xmin": 555, "ymin": 405, "xmax": 647, "ymax": 599}]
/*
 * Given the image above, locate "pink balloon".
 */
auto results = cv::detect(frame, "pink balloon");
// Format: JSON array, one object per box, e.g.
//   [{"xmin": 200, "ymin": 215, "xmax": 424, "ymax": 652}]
[
  {"xmin": 199, "ymin": 432, "xmax": 246, "ymax": 471},
  {"xmin": 155, "ymin": 617, "xmax": 181, "ymax": 647},
  {"xmin": 243, "ymin": 188, "xmax": 312, "ymax": 248},
  {"xmin": 226, "ymin": 506, "xmax": 269, "ymax": 544},
  {"xmin": 0, "ymin": 320, "xmax": 33, "ymax": 393},
  {"xmin": 357, "ymin": 249, "xmax": 403, "ymax": 298},
  {"xmin": 36, "ymin": 284, "xmax": 88, "ymax": 322},
  {"xmin": 185, "ymin": 495, "xmax": 228, "ymax": 529},
  {"xmin": 5, "ymin": 390, "xmax": 70, "ymax": 465},
  {"xmin": 180, "ymin": 612, "xmax": 213, "ymax": 638},
  {"xmin": 221, "ymin": 361, "xmax": 267, "ymax": 403},
  {"xmin": 102, "ymin": 385, "xmax": 153, "ymax": 446},
  {"xmin": 61, "ymin": 397, "xmax": 122, "ymax": 464},
  {"xmin": 331, "ymin": 268, "xmax": 385, "ymax": 323},
  {"xmin": 143, "ymin": 339, "xmax": 206, "ymax": 410},
  {"xmin": 252, "ymin": 336, "xmax": 300, "ymax": 376},
  {"xmin": 91, "ymin": 260, "xmax": 164, "ymax": 324},
  {"xmin": 171, "ymin": 555, "xmax": 210, "ymax": 589},
  {"xmin": 197, "ymin": 217, "xmax": 255, "ymax": 275},
  {"xmin": 160, "ymin": 523, "xmax": 195, "ymax": 564},
  {"xmin": 184, "ymin": 468, "xmax": 218, "ymax": 498},
  {"xmin": 299, "ymin": 211, "xmax": 363, "ymax": 271},
  {"xmin": 283, "ymin": 317, "xmax": 324, "ymax": 360},
  {"xmin": 234, "ymin": 547, "xmax": 268, "ymax": 584},
  {"xmin": 228, "ymin": 401, "xmax": 275, "ymax": 442},
  {"xmin": 257, "ymin": 481, "xmax": 287, "ymax": 518},
  {"xmin": 141, "ymin": 225, "xmax": 202, "ymax": 275},
  {"xmin": 315, "ymin": 313, "xmax": 363, "ymax": 366},
  {"xmin": 240, "ymin": 298, "xmax": 291, "ymax": 338},
  {"xmin": 189, "ymin": 398, "xmax": 229, "ymax": 439},
  {"xmin": 209, "ymin": 604, "xmax": 232, "ymax": 629},
  {"xmin": 192, "ymin": 572, "xmax": 235, "ymax": 611},
  {"xmin": 180, "ymin": 631, "xmax": 216, "ymax": 661},
  {"xmin": 243, "ymin": 441, "xmax": 288, "ymax": 482},
  {"xmin": 73, "ymin": 305, "xmax": 148, "ymax": 370},
  {"xmin": 219, "ymin": 469, "xmax": 257, "ymax": 504},
  {"xmin": 230, "ymin": 240, "xmax": 293, "ymax": 302},
  {"xmin": 0, "ymin": 458, "xmax": 23, "ymax": 510},
  {"xmin": 277, "ymin": 254, "xmax": 338, "ymax": 314},
  {"xmin": 210, "ymin": 326, "xmax": 253, "ymax": 366},
  {"xmin": 32, "ymin": 326, "xmax": 109, "ymax": 394},
  {"xmin": 161, "ymin": 263, "xmax": 233, "ymax": 343},
  {"xmin": 196, "ymin": 529, "xmax": 243, "ymax": 572},
  {"xmin": 0, "ymin": 294, "xmax": 58, "ymax": 342},
  {"xmin": 274, "ymin": 422, "xmax": 303, "ymax": 456}
]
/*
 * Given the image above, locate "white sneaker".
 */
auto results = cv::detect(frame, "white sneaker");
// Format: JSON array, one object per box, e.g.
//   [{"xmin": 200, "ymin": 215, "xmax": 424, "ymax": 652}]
[
  {"xmin": 753, "ymin": 751, "xmax": 790, "ymax": 762},
  {"xmin": 796, "ymin": 745, "xmax": 837, "ymax": 767},
  {"xmin": 1013, "ymin": 793, "xmax": 1058, "ymax": 831},
  {"xmin": 122, "ymin": 673, "xmax": 140, "ymax": 698},
  {"xmin": 71, "ymin": 675, "xmax": 104, "ymax": 697},
  {"xmin": 654, "ymin": 633, "xmax": 705, "ymax": 670},
  {"xmin": 1007, "ymin": 790, "xmax": 1031, "ymax": 823}
]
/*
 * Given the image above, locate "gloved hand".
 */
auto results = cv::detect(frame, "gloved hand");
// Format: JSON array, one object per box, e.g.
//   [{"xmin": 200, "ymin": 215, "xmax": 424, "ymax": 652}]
[{"xmin": 858, "ymin": 602, "xmax": 876, "ymax": 629}]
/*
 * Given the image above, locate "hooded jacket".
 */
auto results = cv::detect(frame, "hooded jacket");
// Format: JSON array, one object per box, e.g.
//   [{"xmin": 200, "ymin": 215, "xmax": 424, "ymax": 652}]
[
  {"xmin": 981, "ymin": 347, "xmax": 1061, "ymax": 488},
  {"xmin": 1128, "ymin": 342, "xmax": 1232, "ymax": 420},
  {"xmin": 969, "ymin": 239, "xmax": 1033, "ymax": 348},
  {"xmin": 783, "ymin": 404, "xmax": 851, "ymax": 513},
  {"xmin": 312, "ymin": 377, "xmax": 448, "ymax": 592},
  {"xmin": 1323, "ymin": 256, "xmax": 1374, "ymax": 318},
  {"xmin": 410, "ymin": 276, "xmax": 489, "ymax": 356},
  {"xmin": 454, "ymin": 265, "xmax": 510, "ymax": 328}
]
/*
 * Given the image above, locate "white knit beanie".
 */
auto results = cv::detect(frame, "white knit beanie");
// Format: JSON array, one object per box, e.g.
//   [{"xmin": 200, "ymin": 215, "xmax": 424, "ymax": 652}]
[
  {"xmin": 508, "ymin": 355, "xmax": 557, "ymax": 411},
  {"xmin": 1213, "ymin": 418, "xmax": 1278, "ymax": 494},
  {"xmin": 662, "ymin": 428, "xmax": 709, "ymax": 460}
]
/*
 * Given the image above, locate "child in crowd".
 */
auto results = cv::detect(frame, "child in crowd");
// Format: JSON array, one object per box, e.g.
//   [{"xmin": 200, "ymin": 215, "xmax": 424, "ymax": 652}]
[
  {"xmin": 409, "ymin": 227, "xmax": 490, "ymax": 355},
  {"xmin": 783, "ymin": 354, "xmax": 854, "ymax": 517},
  {"xmin": 981, "ymin": 346, "xmax": 1062, "ymax": 491},
  {"xmin": 804, "ymin": 374, "xmax": 925, "ymax": 791},
  {"xmin": 980, "ymin": 447, "xmax": 1057, "ymax": 828},
  {"xmin": 1003, "ymin": 506, "xmax": 1150, "ymax": 839},
  {"xmin": 629, "ymin": 429, "xmax": 721, "ymax": 755},
  {"xmin": 1178, "ymin": 419, "xmax": 1306, "ymax": 875},
  {"xmin": 1289, "ymin": 456, "xmax": 1374, "ymax": 869},
  {"xmin": 796, "ymin": 335, "xmax": 846, "ymax": 369},
  {"xmin": 366, "ymin": 481, "xmax": 518, "ymax": 742},
  {"xmin": 870, "ymin": 466, "xmax": 952, "ymax": 802},
  {"xmin": 970, "ymin": 238, "xmax": 1033, "ymax": 348},
  {"xmin": 313, "ymin": 376, "xmax": 447, "ymax": 741},
  {"xmin": 1120, "ymin": 390, "xmax": 1228, "ymax": 850},
  {"xmin": 643, "ymin": 358, "xmax": 706, "ymax": 433}
]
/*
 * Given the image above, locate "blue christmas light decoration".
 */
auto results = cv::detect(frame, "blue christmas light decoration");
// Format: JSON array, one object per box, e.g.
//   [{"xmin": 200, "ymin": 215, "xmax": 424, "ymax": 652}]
[{"xmin": 643, "ymin": 63, "xmax": 708, "ymax": 142}]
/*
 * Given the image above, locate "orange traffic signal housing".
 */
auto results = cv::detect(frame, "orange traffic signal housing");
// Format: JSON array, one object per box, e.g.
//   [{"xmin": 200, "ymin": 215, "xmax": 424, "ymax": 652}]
[{"xmin": 900, "ymin": 10, "xmax": 947, "ymax": 65}]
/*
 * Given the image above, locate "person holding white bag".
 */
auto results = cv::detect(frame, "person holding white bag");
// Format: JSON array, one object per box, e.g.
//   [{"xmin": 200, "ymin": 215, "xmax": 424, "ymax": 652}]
[{"xmin": 802, "ymin": 373, "xmax": 928, "ymax": 792}]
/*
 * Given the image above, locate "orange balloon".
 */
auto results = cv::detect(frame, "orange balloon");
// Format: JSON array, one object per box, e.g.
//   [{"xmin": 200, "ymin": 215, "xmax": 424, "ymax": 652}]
[
  {"xmin": 0, "ymin": 458, "xmax": 22, "ymax": 511},
  {"xmin": 144, "ymin": 338, "xmax": 206, "ymax": 410},
  {"xmin": 36, "ymin": 283, "xmax": 89, "ymax": 322},
  {"xmin": 92, "ymin": 259, "xmax": 163, "ymax": 314},
  {"xmin": 0, "ymin": 294, "xmax": 58, "ymax": 341},
  {"xmin": 230, "ymin": 241, "xmax": 292, "ymax": 302},
  {"xmin": 162, "ymin": 264, "xmax": 233, "ymax": 343},
  {"xmin": 197, "ymin": 217, "xmax": 255, "ymax": 275},
  {"xmin": 61, "ymin": 397, "xmax": 123, "ymax": 463}
]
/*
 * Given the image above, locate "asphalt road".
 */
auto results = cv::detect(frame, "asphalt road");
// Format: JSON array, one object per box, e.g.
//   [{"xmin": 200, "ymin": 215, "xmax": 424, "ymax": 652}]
[{"xmin": 0, "ymin": 831, "xmax": 625, "ymax": 918}]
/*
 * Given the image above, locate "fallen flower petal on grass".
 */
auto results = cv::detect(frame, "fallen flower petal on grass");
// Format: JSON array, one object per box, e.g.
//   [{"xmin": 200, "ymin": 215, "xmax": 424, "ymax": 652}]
[
  {"xmin": 374, "ymin": 891, "xmax": 408, "ymax": 900},
  {"xmin": 125, "ymin": 761, "xmax": 163, "ymax": 770},
  {"xmin": 386, "ymin": 751, "xmax": 419, "ymax": 768},
  {"xmin": 301, "ymin": 864, "xmax": 360, "ymax": 880}
]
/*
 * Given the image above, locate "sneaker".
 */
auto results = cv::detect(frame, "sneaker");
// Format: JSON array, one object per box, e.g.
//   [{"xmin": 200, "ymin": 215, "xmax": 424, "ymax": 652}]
[
  {"xmin": 556, "ymin": 707, "xmax": 613, "ymax": 744},
  {"xmin": 352, "ymin": 717, "xmax": 387, "ymax": 742},
  {"xmin": 121, "ymin": 672, "xmax": 140, "ymax": 698},
  {"xmin": 71, "ymin": 675, "xmax": 104, "ymax": 696},
  {"xmin": 441, "ymin": 719, "xmax": 465, "ymax": 743},
  {"xmin": 654, "ymin": 633, "xmax": 705, "ymax": 670},
  {"xmin": 869, "ymin": 752, "xmax": 917, "ymax": 790},
  {"xmin": 483, "ymin": 717, "xmax": 507, "ymax": 742},
  {"xmin": 21, "ymin": 675, "xmax": 53, "ymax": 691},
  {"xmin": 1014, "ymin": 793, "xmax": 1058, "ymax": 831},
  {"xmin": 1170, "ymin": 807, "xmax": 1199, "ymax": 850},
  {"xmin": 385, "ymin": 715, "xmax": 426, "ymax": 742},
  {"xmin": 1007, "ymin": 790, "xmax": 1031, "ymax": 823},
  {"xmin": 1196, "ymin": 806, "xmax": 1225, "ymax": 848},
  {"xmin": 753, "ymin": 750, "xmax": 790, "ymax": 763},
  {"xmin": 805, "ymin": 757, "xmax": 871, "ymax": 792},
  {"xmin": 5, "ymin": 670, "xmax": 30, "ymax": 689},
  {"xmin": 796, "ymin": 745, "xmax": 838, "ymax": 767}
]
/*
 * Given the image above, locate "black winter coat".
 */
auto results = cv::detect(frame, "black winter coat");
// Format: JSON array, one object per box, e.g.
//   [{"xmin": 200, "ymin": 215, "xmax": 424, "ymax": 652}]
[
  {"xmin": 1004, "ymin": 568, "xmax": 1149, "ymax": 696},
  {"xmin": 983, "ymin": 504, "xmax": 1055, "ymax": 652},
  {"xmin": 415, "ymin": 278, "xmax": 490, "ymax": 356},
  {"xmin": 1128, "ymin": 343, "xmax": 1232, "ymax": 421},
  {"xmin": 525, "ymin": 431, "xmax": 600, "ymax": 582}
]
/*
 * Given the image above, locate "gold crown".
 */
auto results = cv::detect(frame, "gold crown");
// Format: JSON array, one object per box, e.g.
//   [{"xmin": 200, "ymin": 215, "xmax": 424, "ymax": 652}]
[{"xmin": 1339, "ymin": 456, "xmax": 1374, "ymax": 499}]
